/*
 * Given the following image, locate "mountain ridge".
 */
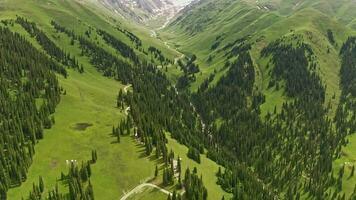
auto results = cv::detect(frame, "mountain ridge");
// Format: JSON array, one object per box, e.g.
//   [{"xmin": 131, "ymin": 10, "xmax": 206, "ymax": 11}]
[
  {"xmin": 98, "ymin": 0, "xmax": 193, "ymax": 26},
  {"xmin": 1, "ymin": 0, "xmax": 356, "ymax": 199}
]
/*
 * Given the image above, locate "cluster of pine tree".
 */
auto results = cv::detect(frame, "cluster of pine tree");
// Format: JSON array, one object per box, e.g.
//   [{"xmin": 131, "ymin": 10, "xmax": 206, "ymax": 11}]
[
  {"xmin": 216, "ymin": 164, "xmax": 276, "ymax": 199},
  {"xmin": 0, "ymin": 19, "xmax": 14, "ymax": 27},
  {"xmin": 160, "ymin": 159, "xmax": 208, "ymax": 200},
  {"xmin": 1, "ymin": 18, "xmax": 206, "ymax": 200},
  {"xmin": 43, "ymin": 18, "xmax": 356, "ymax": 199},
  {"xmin": 50, "ymin": 21, "xmax": 76, "ymax": 40},
  {"xmin": 192, "ymin": 48, "xmax": 256, "ymax": 123},
  {"xmin": 49, "ymin": 23, "xmax": 186, "ymax": 167},
  {"xmin": 334, "ymin": 37, "xmax": 356, "ymax": 161},
  {"xmin": 327, "ymin": 29, "xmax": 336, "ymax": 45},
  {"xmin": 26, "ymin": 176, "xmax": 45, "ymax": 200},
  {"xmin": 15, "ymin": 17, "xmax": 79, "ymax": 73},
  {"xmin": 197, "ymin": 73, "xmax": 215, "ymax": 93},
  {"xmin": 116, "ymin": 26, "xmax": 142, "ymax": 48},
  {"xmin": 220, "ymin": 37, "xmax": 249, "ymax": 53},
  {"xmin": 261, "ymin": 38, "xmax": 325, "ymax": 101},
  {"xmin": 148, "ymin": 46, "xmax": 171, "ymax": 66},
  {"xmin": 211, "ymin": 35, "xmax": 224, "ymax": 50},
  {"xmin": 167, "ymin": 190, "xmax": 182, "ymax": 200},
  {"xmin": 223, "ymin": 38, "xmax": 251, "ymax": 59},
  {"xmin": 25, "ymin": 160, "xmax": 95, "ymax": 200},
  {"xmin": 176, "ymin": 55, "xmax": 200, "ymax": 90},
  {"xmin": 184, "ymin": 168, "xmax": 208, "ymax": 200},
  {"xmin": 91, "ymin": 150, "xmax": 98, "ymax": 164},
  {"xmin": 78, "ymin": 35, "xmax": 133, "ymax": 83},
  {"xmin": 188, "ymin": 35, "xmax": 356, "ymax": 199},
  {"xmin": 116, "ymin": 88, "xmax": 126, "ymax": 110},
  {"xmin": 191, "ymin": 46, "xmax": 275, "ymax": 199},
  {"xmin": 66, "ymin": 161, "xmax": 94, "ymax": 200},
  {"xmin": 97, "ymin": 29, "xmax": 139, "ymax": 64},
  {"xmin": 333, "ymin": 37, "xmax": 356, "ymax": 200},
  {"xmin": 340, "ymin": 37, "xmax": 356, "ymax": 96},
  {"xmin": 187, "ymin": 147, "xmax": 201, "ymax": 164},
  {"xmin": 112, "ymin": 117, "xmax": 132, "ymax": 143},
  {"xmin": 162, "ymin": 167, "xmax": 175, "ymax": 186},
  {"xmin": 122, "ymin": 65, "xmax": 205, "ymax": 158},
  {"xmin": 50, "ymin": 21, "xmax": 133, "ymax": 84},
  {"xmin": 162, "ymin": 151, "xmax": 182, "ymax": 186},
  {"xmin": 42, "ymin": 19, "xmax": 356, "ymax": 199},
  {"xmin": 0, "ymin": 27, "xmax": 62, "ymax": 199}
]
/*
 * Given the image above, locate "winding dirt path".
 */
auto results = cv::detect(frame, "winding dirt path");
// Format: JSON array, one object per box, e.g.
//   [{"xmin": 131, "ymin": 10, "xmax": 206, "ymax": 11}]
[
  {"xmin": 149, "ymin": 7, "xmax": 185, "ymax": 60},
  {"xmin": 120, "ymin": 183, "xmax": 171, "ymax": 200},
  {"xmin": 124, "ymin": 84, "xmax": 131, "ymax": 93},
  {"xmin": 124, "ymin": 84, "xmax": 131, "ymax": 115}
]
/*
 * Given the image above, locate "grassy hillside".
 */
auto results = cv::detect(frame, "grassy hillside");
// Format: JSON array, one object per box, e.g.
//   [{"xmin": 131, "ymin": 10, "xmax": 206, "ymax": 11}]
[
  {"xmin": 165, "ymin": 134, "xmax": 231, "ymax": 200},
  {"xmin": 6, "ymin": 63, "xmax": 143, "ymax": 199},
  {"xmin": 2, "ymin": 0, "xmax": 356, "ymax": 199},
  {"xmin": 6, "ymin": 58, "xmax": 228, "ymax": 199},
  {"xmin": 0, "ymin": 0, "xmax": 180, "ymax": 59},
  {"xmin": 164, "ymin": 0, "xmax": 356, "ymax": 113},
  {"xmin": 162, "ymin": 0, "xmax": 356, "ymax": 198},
  {"xmin": 0, "ymin": 0, "xmax": 229, "ymax": 199}
]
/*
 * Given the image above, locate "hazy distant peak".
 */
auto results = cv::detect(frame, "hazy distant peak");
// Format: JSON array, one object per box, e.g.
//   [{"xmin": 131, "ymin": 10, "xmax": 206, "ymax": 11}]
[{"xmin": 99, "ymin": 0, "xmax": 194, "ymax": 24}]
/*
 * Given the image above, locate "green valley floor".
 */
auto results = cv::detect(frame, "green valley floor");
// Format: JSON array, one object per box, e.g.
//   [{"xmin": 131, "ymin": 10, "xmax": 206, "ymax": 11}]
[
  {"xmin": 7, "ymin": 63, "xmax": 229, "ymax": 199},
  {"xmin": 7, "ymin": 65, "xmax": 158, "ymax": 199}
]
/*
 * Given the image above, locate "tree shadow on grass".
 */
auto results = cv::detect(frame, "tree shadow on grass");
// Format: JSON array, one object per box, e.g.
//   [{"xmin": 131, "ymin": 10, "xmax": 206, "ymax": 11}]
[
  {"xmin": 109, "ymin": 132, "xmax": 131, "ymax": 145},
  {"xmin": 148, "ymin": 154, "xmax": 161, "ymax": 163},
  {"xmin": 137, "ymin": 148, "xmax": 147, "ymax": 158},
  {"xmin": 110, "ymin": 141, "xmax": 119, "ymax": 144},
  {"xmin": 108, "ymin": 131, "xmax": 165, "ymax": 168}
]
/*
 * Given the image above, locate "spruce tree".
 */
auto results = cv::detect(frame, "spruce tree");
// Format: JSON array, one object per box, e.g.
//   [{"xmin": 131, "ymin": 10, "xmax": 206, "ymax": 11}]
[
  {"xmin": 39, "ymin": 176, "xmax": 44, "ymax": 193},
  {"xmin": 351, "ymin": 165, "xmax": 355, "ymax": 178},
  {"xmin": 155, "ymin": 165, "xmax": 159, "ymax": 177}
]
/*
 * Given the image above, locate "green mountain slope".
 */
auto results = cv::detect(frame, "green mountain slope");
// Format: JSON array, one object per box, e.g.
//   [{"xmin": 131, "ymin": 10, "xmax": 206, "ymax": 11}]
[
  {"xmin": 165, "ymin": 0, "xmax": 355, "ymax": 111},
  {"xmin": 161, "ymin": 0, "xmax": 356, "ymax": 199},
  {"xmin": 0, "ymin": 0, "xmax": 227, "ymax": 199},
  {"xmin": 1, "ymin": 0, "xmax": 356, "ymax": 199}
]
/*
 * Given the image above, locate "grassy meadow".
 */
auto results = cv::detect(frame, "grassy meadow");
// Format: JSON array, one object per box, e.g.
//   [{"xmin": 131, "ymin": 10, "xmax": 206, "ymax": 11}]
[
  {"xmin": 7, "ymin": 61, "xmax": 159, "ymax": 199},
  {"xmin": 0, "ymin": 0, "xmax": 228, "ymax": 199}
]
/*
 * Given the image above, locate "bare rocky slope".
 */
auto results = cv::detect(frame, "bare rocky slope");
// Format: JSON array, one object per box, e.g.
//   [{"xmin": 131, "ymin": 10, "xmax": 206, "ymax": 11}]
[{"xmin": 99, "ymin": 0, "xmax": 193, "ymax": 23}]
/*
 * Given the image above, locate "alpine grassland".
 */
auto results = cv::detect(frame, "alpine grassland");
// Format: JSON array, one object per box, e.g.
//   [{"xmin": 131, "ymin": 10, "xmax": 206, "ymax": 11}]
[{"xmin": 2, "ymin": 0, "xmax": 356, "ymax": 199}]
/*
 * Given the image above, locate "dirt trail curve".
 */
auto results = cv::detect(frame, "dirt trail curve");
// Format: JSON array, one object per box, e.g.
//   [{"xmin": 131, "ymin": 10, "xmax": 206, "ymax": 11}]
[
  {"xmin": 150, "ymin": 7, "xmax": 185, "ymax": 60},
  {"xmin": 124, "ymin": 84, "xmax": 131, "ymax": 115},
  {"xmin": 120, "ymin": 183, "xmax": 171, "ymax": 200},
  {"xmin": 124, "ymin": 84, "xmax": 131, "ymax": 93}
]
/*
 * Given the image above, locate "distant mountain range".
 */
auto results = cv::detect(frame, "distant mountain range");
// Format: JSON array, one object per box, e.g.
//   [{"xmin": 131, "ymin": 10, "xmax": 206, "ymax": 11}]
[{"xmin": 99, "ymin": 0, "xmax": 193, "ymax": 23}]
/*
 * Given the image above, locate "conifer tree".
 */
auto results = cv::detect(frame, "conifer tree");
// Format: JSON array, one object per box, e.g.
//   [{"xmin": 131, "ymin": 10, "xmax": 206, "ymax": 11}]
[
  {"xmin": 39, "ymin": 176, "xmax": 44, "ymax": 193},
  {"xmin": 155, "ymin": 165, "xmax": 159, "ymax": 177}
]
